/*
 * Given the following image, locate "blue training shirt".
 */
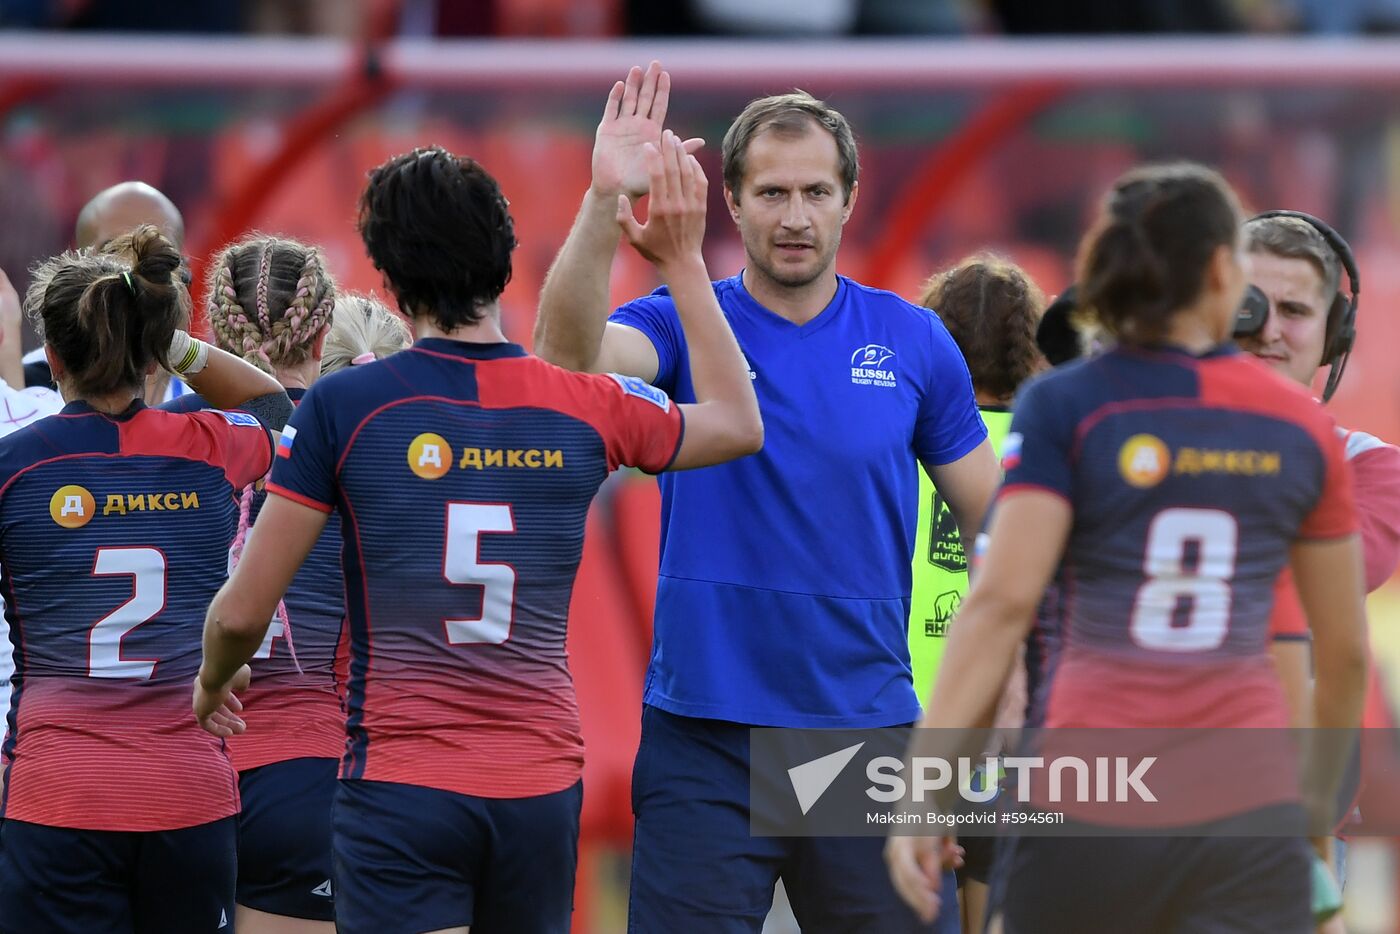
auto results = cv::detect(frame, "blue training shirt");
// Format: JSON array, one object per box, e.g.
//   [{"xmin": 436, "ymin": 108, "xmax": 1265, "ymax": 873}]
[{"xmin": 611, "ymin": 273, "xmax": 986, "ymax": 728}]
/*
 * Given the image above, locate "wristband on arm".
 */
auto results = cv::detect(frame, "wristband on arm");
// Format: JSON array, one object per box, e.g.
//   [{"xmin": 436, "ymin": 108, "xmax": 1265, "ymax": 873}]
[{"xmin": 167, "ymin": 330, "xmax": 210, "ymax": 376}]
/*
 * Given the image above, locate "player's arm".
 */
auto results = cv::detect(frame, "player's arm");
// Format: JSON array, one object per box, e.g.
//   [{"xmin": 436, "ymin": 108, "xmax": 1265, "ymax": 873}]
[
  {"xmin": 923, "ymin": 439, "xmax": 999, "ymax": 562},
  {"xmin": 533, "ymin": 61, "xmax": 699, "ymax": 380},
  {"xmin": 915, "ymin": 319, "xmax": 997, "ymax": 564},
  {"xmin": 1267, "ymin": 572, "xmax": 1313, "ymax": 729},
  {"xmin": 1270, "ymin": 640, "xmax": 1313, "ymax": 730},
  {"xmin": 194, "ymin": 495, "xmax": 328, "ymax": 736},
  {"xmin": 174, "ymin": 335, "xmax": 289, "ymax": 424},
  {"xmin": 887, "ymin": 488, "xmax": 1070, "ymax": 922},
  {"xmin": 1349, "ymin": 440, "xmax": 1400, "ymax": 591},
  {"xmin": 1293, "ymin": 535, "xmax": 1368, "ymax": 840},
  {"xmin": 616, "ymin": 133, "xmax": 762, "ymax": 470},
  {"xmin": 0, "ymin": 267, "xmax": 25, "ymax": 390}
]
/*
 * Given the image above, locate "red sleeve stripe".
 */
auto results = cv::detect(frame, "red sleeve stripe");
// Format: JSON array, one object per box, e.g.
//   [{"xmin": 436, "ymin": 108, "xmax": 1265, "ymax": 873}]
[
  {"xmin": 118, "ymin": 409, "xmax": 272, "ymax": 490},
  {"xmin": 656, "ymin": 408, "xmax": 686, "ymax": 474},
  {"xmin": 266, "ymin": 483, "xmax": 334, "ymax": 514},
  {"xmin": 998, "ymin": 482, "xmax": 1072, "ymax": 505},
  {"xmin": 475, "ymin": 357, "xmax": 661, "ymax": 451}
]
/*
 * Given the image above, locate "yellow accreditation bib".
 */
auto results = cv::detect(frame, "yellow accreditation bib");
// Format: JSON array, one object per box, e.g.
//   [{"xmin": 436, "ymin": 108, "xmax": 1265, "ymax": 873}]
[{"xmin": 909, "ymin": 407, "xmax": 1013, "ymax": 705}]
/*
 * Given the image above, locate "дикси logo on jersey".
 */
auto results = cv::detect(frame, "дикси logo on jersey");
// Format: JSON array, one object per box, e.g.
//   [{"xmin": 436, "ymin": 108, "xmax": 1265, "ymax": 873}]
[
  {"xmin": 50, "ymin": 484, "xmax": 95, "ymax": 528},
  {"xmin": 1119, "ymin": 433, "xmax": 1171, "ymax": 488},
  {"xmin": 409, "ymin": 433, "xmax": 453, "ymax": 480},
  {"xmin": 850, "ymin": 343, "xmax": 896, "ymax": 388}
]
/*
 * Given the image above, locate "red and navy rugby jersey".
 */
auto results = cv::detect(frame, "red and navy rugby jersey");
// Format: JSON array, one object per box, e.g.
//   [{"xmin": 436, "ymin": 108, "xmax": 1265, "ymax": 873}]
[
  {"xmin": 267, "ymin": 339, "xmax": 683, "ymax": 799},
  {"xmin": 164, "ymin": 387, "xmax": 345, "ymax": 770},
  {"xmin": 0, "ymin": 400, "xmax": 272, "ymax": 830},
  {"xmin": 1003, "ymin": 344, "xmax": 1355, "ymax": 731}
]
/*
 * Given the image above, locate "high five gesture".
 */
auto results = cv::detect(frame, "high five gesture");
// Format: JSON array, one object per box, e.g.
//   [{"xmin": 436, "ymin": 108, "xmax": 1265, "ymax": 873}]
[
  {"xmin": 593, "ymin": 61, "xmax": 703, "ymax": 200},
  {"xmin": 616, "ymin": 129, "xmax": 708, "ymax": 270}
]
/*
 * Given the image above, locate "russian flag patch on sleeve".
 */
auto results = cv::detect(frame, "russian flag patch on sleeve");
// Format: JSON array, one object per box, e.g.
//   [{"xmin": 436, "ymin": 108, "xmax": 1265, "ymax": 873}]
[
  {"xmin": 276, "ymin": 425, "xmax": 297, "ymax": 458},
  {"xmin": 1000, "ymin": 432, "xmax": 1023, "ymax": 471}
]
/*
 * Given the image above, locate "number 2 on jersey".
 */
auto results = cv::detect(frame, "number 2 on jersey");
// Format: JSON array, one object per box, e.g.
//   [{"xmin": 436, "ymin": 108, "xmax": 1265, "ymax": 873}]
[
  {"xmin": 1130, "ymin": 507, "xmax": 1238, "ymax": 652},
  {"xmin": 443, "ymin": 502, "xmax": 516, "ymax": 645},
  {"xmin": 88, "ymin": 546, "xmax": 166, "ymax": 679}
]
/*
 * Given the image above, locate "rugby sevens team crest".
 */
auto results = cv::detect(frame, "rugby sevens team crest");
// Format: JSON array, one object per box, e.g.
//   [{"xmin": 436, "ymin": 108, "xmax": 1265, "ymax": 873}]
[{"xmin": 850, "ymin": 343, "xmax": 896, "ymax": 387}]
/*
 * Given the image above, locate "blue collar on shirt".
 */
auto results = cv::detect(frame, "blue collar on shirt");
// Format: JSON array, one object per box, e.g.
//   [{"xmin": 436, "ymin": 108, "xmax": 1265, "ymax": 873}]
[
  {"xmin": 1123, "ymin": 341, "xmax": 1239, "ymax": 361},
  {"xmin": 412, "ymin": 338, "xmax": 528, "ymax": 360},
  {"xmin": 729, "ymin": 271, "xmax": 849, "ymax": 334},
  {"xmin": 61, "ymin": 399, "xmax": 146, "ymax": 420}
]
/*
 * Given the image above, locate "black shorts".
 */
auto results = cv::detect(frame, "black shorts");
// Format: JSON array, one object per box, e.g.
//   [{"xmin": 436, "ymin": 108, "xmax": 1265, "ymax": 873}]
[
  {"xmin": 332, "ymin": 777, "xmax": 582, "ymax": 934},
  {"xmin": 237, "ymin": 757, "xmax": 338, "ymax": 920},
  {"xmin": 957, "ymin": 833, "xmax": 997, "ymax": 886},
  {"xmin": 0, "ymin": 816, "xmax": 236, "ymax": 934},
  {"xmin": 629, "ymin": 705, "xmax": 956, "ymax": 933},
  {"xmin": 989, "ymin": 830, "xmax": 1310, "ymax": 933}
]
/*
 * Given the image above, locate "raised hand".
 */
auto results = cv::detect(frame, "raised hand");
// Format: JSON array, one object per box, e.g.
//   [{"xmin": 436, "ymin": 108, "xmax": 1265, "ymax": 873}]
[
  {"xmin": 616, "ymin": 130, "xmax": 708, "ymax": 272},
  {"xmin": 593, "ymin": 61, "xmax": 703, "ymax": 199}
]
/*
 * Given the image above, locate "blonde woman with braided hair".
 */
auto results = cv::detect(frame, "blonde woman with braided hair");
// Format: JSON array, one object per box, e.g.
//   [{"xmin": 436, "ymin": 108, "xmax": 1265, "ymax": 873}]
[
  {"xmin": 320, "ymin": 294, "xmax": 410, "ymax": 375},
  {"xmin": 166, "ymin": 235, "xmax": 342, "ymax": 934}
]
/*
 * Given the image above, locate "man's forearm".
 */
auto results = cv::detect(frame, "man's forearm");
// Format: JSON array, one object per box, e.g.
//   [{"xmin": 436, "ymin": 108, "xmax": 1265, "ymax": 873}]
[{"xmin": 534, "ymin": 189, "xmax": 624, "ymax": 371}]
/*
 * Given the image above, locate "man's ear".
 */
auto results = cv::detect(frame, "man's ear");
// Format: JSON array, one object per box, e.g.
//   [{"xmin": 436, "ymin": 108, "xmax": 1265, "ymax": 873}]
[
  {"xmin": 842, "ymin": 180, "xmax": 859, "ymax": 224},
  {"xmin": 724, "ymin": 186, "xmax": 740, "ymax": 224}
]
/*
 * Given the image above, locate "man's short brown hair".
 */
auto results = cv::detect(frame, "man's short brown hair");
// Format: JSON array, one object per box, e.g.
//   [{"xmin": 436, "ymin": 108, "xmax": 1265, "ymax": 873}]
[
  {"xmin": 721, "ymin": 91, "xmax": 858, "ymax": 202},
  {"xmin": 1243, "ymin": 214, "xmax": 1342, "ymax": 301}
]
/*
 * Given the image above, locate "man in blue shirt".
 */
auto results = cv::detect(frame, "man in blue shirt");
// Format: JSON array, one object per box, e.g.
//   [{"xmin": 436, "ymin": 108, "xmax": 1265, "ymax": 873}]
[{"xmin": 534, "ymin": 62, "xmax": 998, "ymax": 931}]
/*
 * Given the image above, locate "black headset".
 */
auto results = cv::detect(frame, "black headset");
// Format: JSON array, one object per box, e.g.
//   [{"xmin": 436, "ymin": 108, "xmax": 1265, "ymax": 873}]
[{"xmin": 1247, "ymin": 210, "xmax": 1360, "ymax": 403}]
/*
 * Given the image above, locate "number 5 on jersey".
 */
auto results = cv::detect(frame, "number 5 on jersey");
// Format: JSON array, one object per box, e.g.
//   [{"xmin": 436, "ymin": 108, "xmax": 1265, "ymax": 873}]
[{"xmin": 443, "ymin": 502, "xmax": 516, "ymax": 645}]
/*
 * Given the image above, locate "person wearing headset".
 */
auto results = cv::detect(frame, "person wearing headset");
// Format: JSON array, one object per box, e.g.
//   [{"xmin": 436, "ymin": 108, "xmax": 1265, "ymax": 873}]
[{"xmin": 1235, "ymin": 211, "xmax": 1400, "ymax": 930}]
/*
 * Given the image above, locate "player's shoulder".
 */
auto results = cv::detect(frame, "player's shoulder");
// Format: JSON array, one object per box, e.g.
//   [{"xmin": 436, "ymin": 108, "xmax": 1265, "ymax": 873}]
[
  {"xmin": 0, "ymin": 407, "xmax": 98, "ymax": 494},
  {"xmin": 1215, "ymin": 352, "xmax": 1337, "ymax": 430},
  {"xmin": 157, "ymin": 391, "xmax": 212, "ymax": 414},
  {"xmin": 620, "ymin": 274, "xmax": 739, "ymax": 313},
  {"xmin": 709, "ymin": 272, "xmax": 750, "ymax": 305},
  {"xmin": 179, "ymin": 407, "xmax": 266, "ymax": 436},
  {"xmin": 300, "ymin": 356, "xmax": 403, "ymax": 419},
  {"xmin": 1014, "ymin": 355, "xmax": 1099, "ymax": 413},
  {"xmin": 1010, "ymin": 353, "xmax": 1160, "ymax": 447},
  {"xmin": 529, "ymin": 354, "xmax": 674, "ymax": 413},
  {"xmin": 1202, "ymin": 348, "xmax": 1314, "ymax": 407},
  {"xmin": 841, "ymin": 276, "xmax": 940, "ymax": 326},
  {"xmin": 1339, "ymin": 425, "xmax": 1398, "ymax": 459}
]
